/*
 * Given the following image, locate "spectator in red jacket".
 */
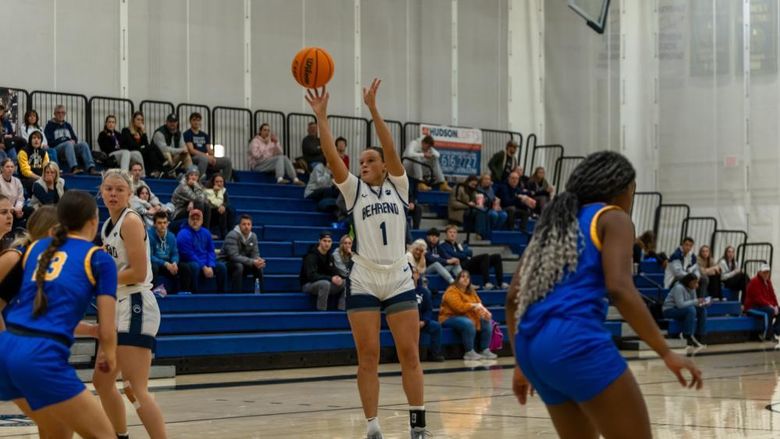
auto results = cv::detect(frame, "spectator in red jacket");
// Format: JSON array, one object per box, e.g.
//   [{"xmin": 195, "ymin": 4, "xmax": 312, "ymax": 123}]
[{"xmin": 744, "ymin": 265, "xmax": 780, "ymax": 343}]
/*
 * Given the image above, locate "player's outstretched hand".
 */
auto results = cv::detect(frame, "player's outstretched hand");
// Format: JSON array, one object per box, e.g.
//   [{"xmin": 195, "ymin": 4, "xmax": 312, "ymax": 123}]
[
  {"xmin": 362, "ymin": 78, "xmax": 381, "ymax": 109},
  {"xmin": 663, "ymin": 351, "xmax": 703, "ymax": 390},
  {"xmin": 512, "ymin": 366, "xmax": 534, "ymax": 405},
  {"xmin": 305, "ymin": 87, "xmax": 329, "ymax": 118}
]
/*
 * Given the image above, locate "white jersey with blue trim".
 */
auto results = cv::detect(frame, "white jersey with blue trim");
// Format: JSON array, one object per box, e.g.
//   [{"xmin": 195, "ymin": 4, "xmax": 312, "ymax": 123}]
[
  {"xmin": 336, "ymin": 172, "xmax": 409, "ymax": 266},
  {"xmin": 101, "ymin": 208, "xmax": 154, "ymax": 298}
]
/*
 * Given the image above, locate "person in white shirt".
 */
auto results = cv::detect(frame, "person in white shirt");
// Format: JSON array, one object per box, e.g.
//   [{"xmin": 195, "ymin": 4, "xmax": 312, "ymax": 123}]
[{"xmin": 403, "ymin": 135, "xmax": 452, "ymax": 192}]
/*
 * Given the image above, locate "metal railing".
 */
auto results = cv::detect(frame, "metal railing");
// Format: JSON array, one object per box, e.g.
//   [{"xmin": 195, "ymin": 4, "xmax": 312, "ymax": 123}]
[
  {"xmin": 654, "ymin": 204, "xmax": 690, "ymax": 254},
  {"xmin": 527, "ymin": 144, "xmax": 564, "ymax": 179},
  {"xmin": 253, "ymin": 110, "xmax": 286, "ymax": 154},
  {"xmin": 630, "ymin": 192, "xmax": 663, "ymax": 238},
  {"xmin": 738, "ymin": 242, "xmax": 773, "ymax": 273},
  {"xmin": 553, "ymin": 156, "xmax": 585, "ymax": 189},
  {"xmin": 0, "ymin": 87, "xmax": 29, "ymax": 132},
  {"xmin": 212, "ymin": 106, "xmax": 253, "ymax": 170},
  {"xmin": 286, "ymin": 112, "xmax": 316, "ymax": 161},
  {"xmin": 177, "ymin": 103, "xmax": 211, "ymax": 136},
  {"xmin": 681, "ymin": 217, "xmax": 717, "ymax": 252},
  {"xmin": 328, "ymin": 115, "xmax": 370, "ymax": 174},
  {"xmin": 30, "ymin": 91, "xmax": 89, "ymax": 146},
  {"xmin": 481, "ymin": 129, "xmax": 523, "ymax": 175},
  {"xmin": 711, "ymin": 230, "xmax": 748, "ymax": 259},
  {"xmin": 139, "ymin": 100, "xmax": 176, "ymax": 135},
  {"xmin": 88, "ymin": 96, "xmax": 134, "ymax": 146},
  {"xmin": 369, "ymin": 119, "xmax": 403, "ymax": 153}
]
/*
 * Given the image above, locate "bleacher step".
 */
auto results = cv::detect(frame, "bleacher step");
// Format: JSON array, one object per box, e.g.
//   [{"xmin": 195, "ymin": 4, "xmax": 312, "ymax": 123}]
[
  {"xmin": 419, "ymin": 218, "xmax": 449, "ymax": 230},
  {"xmin": 76, "ymin": 365, "xmax": 176, "ymax": 383},
  {"xmin": 607, "ymin": 306, "xmax": 622, "ymax": 321},
  {"xmin": 71, "ymin": 340, "xmax": 96, "ymax": 357}
]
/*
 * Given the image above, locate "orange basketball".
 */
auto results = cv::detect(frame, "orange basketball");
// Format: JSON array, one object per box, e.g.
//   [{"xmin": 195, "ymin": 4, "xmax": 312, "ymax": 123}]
[{"xmin": 291, "ymin": 47, "xmax": 334, "ymax": 89}]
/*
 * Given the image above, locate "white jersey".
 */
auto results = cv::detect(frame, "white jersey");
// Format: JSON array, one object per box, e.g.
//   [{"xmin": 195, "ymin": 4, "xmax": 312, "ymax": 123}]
[
  {"xmin": 336, "ymin": 172, "xmax": 409, "ymax": 266},
  {"xmin": 101, "ymin": 208, "xmax": 154, "ymax": 298}
]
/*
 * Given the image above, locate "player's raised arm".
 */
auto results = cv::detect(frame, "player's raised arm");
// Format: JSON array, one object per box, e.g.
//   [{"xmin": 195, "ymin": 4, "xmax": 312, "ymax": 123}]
[
  {"xmin": 305, "ymin": 87, "xmax": 349, "ymax": 184},
  {"xmin": 363, "ymin": 79, "xmax": 404, "ymax": 177}
]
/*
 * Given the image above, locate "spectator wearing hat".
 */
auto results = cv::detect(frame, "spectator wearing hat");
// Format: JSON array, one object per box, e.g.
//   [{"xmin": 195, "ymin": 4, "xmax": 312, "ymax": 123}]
[
  {"xmin": 97, "ymin": 114, "xmax": 144, "ymax": 171},
  {"xmin": 745, "ymin": 265, "xmax": 780, "ymax": 344},
  {"xmin": 423, "ymin": 228, "xmax": 455, "ymax": 284},
  {"xmin": 299, "ymin": 231, "xmax": 345, "ymax": 311},
  {"xmin": 220, "ymin": 214, "xmax": 265, "ymax": 292},
  {"xmin": 153, "ymin": 113, "xmax": 192, "ymax": 171},
  {"xmin": 184, "ymin": 112, "xmax": 233, "ymax": 181},
  {"xmin": 177, "ymin": 208, "xmax": 228, "ymax": 293},
  {"xmin": 172, "ymin": 167, "xmax": 211, "ymax": 226}
]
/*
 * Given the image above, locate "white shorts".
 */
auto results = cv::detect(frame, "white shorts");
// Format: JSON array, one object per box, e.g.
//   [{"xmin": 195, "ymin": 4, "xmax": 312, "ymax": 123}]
[
  {"xmin": 347, "ymin": 255, "xmax": 417, "ymax": 314},
  {"xmin": 116, "ymin": 290, "xmax": 160, "ymax": 350}
]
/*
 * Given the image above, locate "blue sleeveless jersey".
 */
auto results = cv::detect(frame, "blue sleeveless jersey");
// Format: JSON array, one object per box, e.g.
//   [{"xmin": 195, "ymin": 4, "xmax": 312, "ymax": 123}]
[
  {"xmin": 4, "ymin": 236, "xmax": 117, "ymax": 345},
  {"xmin": 519, "ymin": 203, "xmax": 620, "ymax": 335}
]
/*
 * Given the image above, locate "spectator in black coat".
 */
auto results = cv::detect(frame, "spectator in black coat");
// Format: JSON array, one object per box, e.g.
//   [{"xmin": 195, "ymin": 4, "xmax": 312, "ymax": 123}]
[
  {"xmin": 121, "ymin": 111, "xmax": 170, "ymax": 178},
  {"xmin": 299, "ymin": 231, "xmax": 345, "ymax": 311},
  {"xmin": 414, "ymin": 266, "xmax": 444, "ymax": 362},
  {"xmin": 424, "ymin": 228, "xmax": 455, "ymax": 284},
  {"xmin": 301, "ymin": 121, "xmax": 324, "ymax": 171},
  {"xmin": 98, "ymin": 114, "xmax": 143, "ymax": 171},
  {"xmin": 495, "ymin": 171, "xmax": 536, "ymax": 233}
]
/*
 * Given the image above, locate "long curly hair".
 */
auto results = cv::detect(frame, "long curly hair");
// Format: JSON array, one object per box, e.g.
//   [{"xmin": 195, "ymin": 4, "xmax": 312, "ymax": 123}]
[{"xmin": 514, "ymin": 151, "xmax": 636, "ymax": 320}]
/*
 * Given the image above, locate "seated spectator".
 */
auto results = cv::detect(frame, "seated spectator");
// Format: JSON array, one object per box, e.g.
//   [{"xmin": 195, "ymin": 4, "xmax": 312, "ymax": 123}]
[
  {"xmin": 152, "ymin": 113, "xmax": 192, "ymax": 172},
  {"xmin": 29, "ymin": 162, "xmax": 65, "ymax": 209},
  {"xmin": 131, "ymin": 185, "xmax": 161, "ymax": 227},
  {"xmin": 438, "ymin": 270, "xmax": 497, "ymax": 360},
  {"xmin": 172, "ymin": 168, "xmax": 211, "ymax": 226},
  {"xmin": 403, "ymin": 135, "xmax": 452, "ymax": 192},
  {"xmin": 664, "ymin": 237, "xmax": 707, "ymax": 298},
  {"xmin": 0, "ymin": 104, "xmax": 21, "ymax": 163},
  {"xmin": 477, "ymin": 174, "xmax": 508, "ymax": 235},
  {"xmin": 129, "ymin": 162, "xmax": 173, "ymax": 216},
  {"xmin": 177, "ymin": 208, "xmax": 228, "ymax": 293},
  {"xmin": 423, "ymin": 229, "xmax": 455, "ymax": 285},
  {"xmin": 0, "ymin": 158, "xmax": 30, "ymax": 229},
  {"xmin": 332, "ymin": 235, "xmax": 353, "ymax": 278},
  {"xmin": 304, "ymin": 162, "xmax": 340, "ymax": 213},
  {"xmin": 634, "ymin": 230, "xmax": 658, "ymax": 264},
  {"xmin": 299, "ymin": 231, "xmax": 345, "ymax": 311},
  {"xmin": 0, "ymin": 195, "xmax": 12, "ymax": 247},
  {"xmin": 744, "ymin": 265, "xmax": 780, "ymax": 344},
  {"xmin": 407, "ymin": 239, "xmax": 428, "ymax": 283},
  {"xmin": 184, "ymin": 112, "xmax": 233, "ymax": 181},
  {"xmin": 220, "ymin": 214, "xmax": 264, "ymax": 293},
  {"xmin": 203, "ymin": 173, "xmax": 235, "ymax": 239},
  {"xmin": 149, "ymin": 211, "xmax": 191, "ymax": 294},
  {"xmin": 43, "ymin": 104, "xmax": 99, "ymax": 174},
  {"xmin": 698, "ymin": 245, "xmax": 722, "ymax": 300},
  {"xmin": 439, "ymin": 224, "xmax": 507, "ymax": 290},
  {"xmin": 526, "ymin": 166, "xmax": 555, "ymax": 214},
  {"xmin": 719, "ymin": 245, "xmax": 749, "ymax": 302},
  {"xmin": 248, "ymin": 123, "xmax": 303, "ymax": 185},
  {"xmin": 406, "ymin": 174, "xmax": 423, "ymax": 231},
  {"xmin": 662, "ymin": 273, "xmax": 707, "ymax": 348},
  {"xmin": 335, "ymin": 136, "xmax": 350, "ymax": 169},
  {"xmin": 413, "ymin": 265, "xmax": 444, "ymax": 362},
  {"xmin": 448, "ymin": 176, "xmax": 492, "ymax": 239},
  {"xmin": 300, "ymin": 121, "xmax": 324, "ymax": 171},
  {"xmin": 98, "ymin": 114, "xmax": 143, "ymax": 171},
  {"xmin": 17, "ymin": 131, "xmax": 49, "ymax": 193},
  {"xmin": 487, "ymin": 140, "xmax": 520, "ymax": 183},
  {"xmin": 122, "ymin": 111, "xmax": 174, "ymax": 178},
  {"xmin": 495, "ymin": 171, "xmax": 535, "ymax": 233},
  {"xmin": 18, "ymin": 110, "xmax": 47, "ymax": 153}
]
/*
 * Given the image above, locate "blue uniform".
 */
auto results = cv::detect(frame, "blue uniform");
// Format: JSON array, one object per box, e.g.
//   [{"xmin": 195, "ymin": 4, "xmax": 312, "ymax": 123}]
[
  {"xmin": 514, "ymin": 203, "xmax": 627, "ymax": 405},
  {"xmin": 0, "ymin": 237, "xmax": 117, "ymax": 410}
]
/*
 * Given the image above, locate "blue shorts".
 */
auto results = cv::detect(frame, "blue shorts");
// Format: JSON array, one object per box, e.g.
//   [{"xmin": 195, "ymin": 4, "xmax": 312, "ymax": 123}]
[
  {"xmin": 0, "ymin": 332, "xmax": 85, "ymax": 411},
  {"xmin": 514, "ymin": 317, "xmax": 627, "ymax": 405}
]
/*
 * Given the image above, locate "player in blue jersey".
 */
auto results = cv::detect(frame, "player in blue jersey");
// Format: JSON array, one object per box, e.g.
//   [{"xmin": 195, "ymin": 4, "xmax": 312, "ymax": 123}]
[
  {"xmin": 306, "ymin": 81, "xmax": 428, "ymax": 439},
  {"xmin": 0, "ymin": 190, "xmax": 118, "ymax": 438},
  {"xmin": 506, "ymin": 151, "xmax": 703, "ymax": 439}
]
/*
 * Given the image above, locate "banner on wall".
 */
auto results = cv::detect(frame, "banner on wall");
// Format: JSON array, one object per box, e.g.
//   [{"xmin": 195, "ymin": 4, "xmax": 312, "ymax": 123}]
[{"xmin": 419, "ymin": 124, "xmax": 482, "ymax": 176}]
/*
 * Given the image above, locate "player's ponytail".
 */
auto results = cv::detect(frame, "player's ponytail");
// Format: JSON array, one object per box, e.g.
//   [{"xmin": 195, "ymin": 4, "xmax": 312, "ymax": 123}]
[
  {"xmin": 32, "ymin": 190, "xmax": 98, "ymax": 317},
  {"xmin": 514, "ymin": 151, "xmax": 636, "ymax": 320}
]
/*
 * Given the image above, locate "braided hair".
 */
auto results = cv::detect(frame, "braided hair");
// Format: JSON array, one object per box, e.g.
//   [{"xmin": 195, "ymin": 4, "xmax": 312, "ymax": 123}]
[
  {"xmin": 33, "ymin": 191, "xmax": 97, "ymax": 317},
  {"xmin": 514, "ymin": 151, "xmax": 636, "ymax": 320}
]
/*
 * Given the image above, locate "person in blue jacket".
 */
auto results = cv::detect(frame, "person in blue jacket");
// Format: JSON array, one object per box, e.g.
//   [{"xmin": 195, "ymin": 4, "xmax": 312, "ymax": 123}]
[
  {"xmin": 176, "ymin": 208, "xmax": 227, "ymax": 293},
  {"xmin": 413, "ymin": 266, "xmax": 444, "ymax": 362},
  {"xmin": 149, "ymin": 211, "xmax": 191, "ymax": 293}
]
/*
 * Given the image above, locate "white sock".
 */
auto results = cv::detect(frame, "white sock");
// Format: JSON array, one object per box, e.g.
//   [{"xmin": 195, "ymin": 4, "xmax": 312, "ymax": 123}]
[{"xmin": 366, "ymin": 417, "xmax": 381, "ymax": 434}]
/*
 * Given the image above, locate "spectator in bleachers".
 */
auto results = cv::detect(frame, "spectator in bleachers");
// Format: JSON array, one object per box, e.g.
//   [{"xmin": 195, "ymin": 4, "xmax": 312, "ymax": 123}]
[
  {"xmin": 172, "ymin": 168, "xmax": 210, "ymax": 226},
  {"xmin": 98, "ymin": 114, "xmax": 144, "ymax": 172},
  {"xmin": 304, "ymin": 161, "xmax": 340, "ymax": 213},
  {"xmin": 204, "ymin": 173, "xmax": 234, "ymax": 239},
  {"xmin": 634, "ymin": 230, "xmax": 658, "ymax": 264},
  {"xmin": 495, "ymin": 171, "xmax": 535, "ymax": 233},
  {"xmin": 527, "ymin": 166, "xmax": 555, "ymax": 214},
  {"xmin": 121, "ymin": 111, "xmax": 174, "ymax": 178},
  {"xmin": 448, "ymin": 175, "xmax": 492, "ymax": 239},
  {"xmin": 719, "ymin": 246, "xmax": 749, "ymax": 302},
  {"xmin": 299, "ymin": 231, "xmax": 345, "ymax": 311},
  {"xmin": 29, "ymin": 162, "xmax": 65, "ymax": 209},
  {"xmin": 17, "ymin": 131, "xmax": 49, "ymax": 193},
  {"xmin": 18, "ymin": 110, "xmax": 46, "ymax": 151},
  {"xmin": 184, "ymin": 112, "xmax": 233, "ymax": 181},
  {"xmin": 477, "ymin": 174, "xmax": 509, "ymax": 234},
  {"xmin": 487, "ymin": 140, "xmax": 520, "ymax": 183},
  {"xmin": 662, "ymin": 273, "xmax": 707, "ymax": 348},
  {"xmin": 665, "ymin": 237, "xmax": 708, "ymax": 297},
  {"xmin": 336, "ymin": 136, "xmax": 350, "ymax": 169},
  {"xmin": 177, "ymin": 208, "xmax": 228, "ymax": 293},
  {"xmin": 424, "ymin": 228, "xmax": 456, "ymax": 285},
  {"xmin": 413, "ymin": 265, "xmax": 444, "ymax": 362},
  {"xmin": 149, "ymin": 211, "xmax": 191, "ymax": 294},
  {"xmin": 0, "ymin": 104, "xmax": 20, "ymax": 163},
  {"xmin": 301, "ymin": 121, "xmax": 323, "ymax": 171},
  {"xmin": 43, "ymin": 104, "xmax": 99, "ymax": 175},
  {"xmin": 406, "ymin": 174, "xmax": 423, "ymax": 232},
  {"xmin": 744, "ymin": 265, "xmax": 780, "ymax": 343},
  {"xmin": 131, "ymin": 185, "xmax": 160, "ymax": 227},
  {"xmin": 0, "ymin": 195, "xmax": 12, "ymax": 247},
  {"xmin": 332, "ymin": 234, "xmax": 353, "ymax": 278},
  {"xmin": 152, "ymin": 113, "xmax": 192, "ymax": 172},
  {"xmin": 220, "ymin": 214, "xmax": 264, "ymax": 293},
  {"xmin": 440, "ymin": 224, "xmax": 507, "ymax": 290},
  {"xmin": 129, "ymin": 162, "xmax": 173, "ymax": 217},
  {"xmin": 0, "ymin": 158, "xmax": 29, "ymax": 229},
  {"xmin": 403, "ymin": 135, "xmax": 452, "ymax": 192},
  {"xmin": 407, "ymin": 239, "xmax": 428, "ymax": 279},
  {"xmin": 248, "ymin": 123, "xmax": 303, "ymax": 185},
  {"xmin": 697, "ymin": 245, "xmax": 722, "ymax": 300},
  {"xmin": 438, "ymin": 270, "xmax": 497, "ymax": 360}
]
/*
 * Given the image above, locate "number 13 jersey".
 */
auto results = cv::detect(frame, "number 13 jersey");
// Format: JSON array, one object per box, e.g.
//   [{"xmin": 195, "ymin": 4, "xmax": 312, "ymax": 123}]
[{"xmin": 336, "ymin": 172, "xmax": 409, "ymax": 266}]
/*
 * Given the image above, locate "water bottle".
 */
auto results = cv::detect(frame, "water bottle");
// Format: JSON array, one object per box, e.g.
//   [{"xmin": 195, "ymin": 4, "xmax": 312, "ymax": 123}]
[{"xmin": 254, "ymin": 278, "xmax": 261, "ymax": 294}]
